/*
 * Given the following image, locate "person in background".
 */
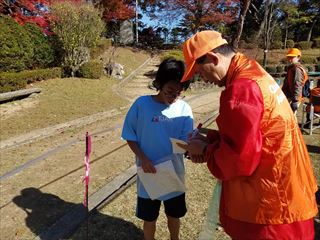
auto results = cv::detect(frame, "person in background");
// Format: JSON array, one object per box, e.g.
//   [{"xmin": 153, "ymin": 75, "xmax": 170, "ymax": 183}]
[
  {"xmin": 282, "ymin": 48, "xmax": 308, "ymax": 115},
  {"xmin": 178, "ymin": 30, "xmax": 318, "ymax": 240},
  {"xmin": 121, "ymin": 58, "xmax": 193, "ymax": 240},
  {"xmin": 305, "ymin": 79, "xmax": 320, "ymax": 128}
]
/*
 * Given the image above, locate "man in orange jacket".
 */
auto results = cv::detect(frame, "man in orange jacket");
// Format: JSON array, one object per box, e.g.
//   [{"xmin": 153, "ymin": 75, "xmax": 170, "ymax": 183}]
[
  {"xmin": 282, "ymin": 48, "xmax": 308, "ymax": 115},
  {"xmin": 178, "ymin": 31, "xmax": 318, "ymax": 240}
]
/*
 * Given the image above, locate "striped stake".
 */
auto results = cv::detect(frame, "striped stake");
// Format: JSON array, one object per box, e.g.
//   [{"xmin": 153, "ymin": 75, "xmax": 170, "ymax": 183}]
[{"xmin": 83, "ymin": 132, "xmax": 91, "ymax": 239}]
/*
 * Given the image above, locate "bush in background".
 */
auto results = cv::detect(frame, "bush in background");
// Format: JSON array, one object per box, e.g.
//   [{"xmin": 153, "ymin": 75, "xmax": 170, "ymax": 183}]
[
  {"xmin": 0, "ymin": 68, "xmax": 62, "ymax": 93},
  {"xmin": 271, "ymin": 41, "xmax": 283, "ymax": 49},
  {"xmin": 315, "ymin": 64, "xmax": 320, "ymax": 72},
  {"xmin": 160, "ymin": 50, "xmax": 184, "ymax": 61},
  {"xmin": 77, "ymin": 61, "xmax": 103, "ymax": 79},
  {"xmin": 313, "ymin": 37, "xmax": 320, "ymax": 48},
  {"xmin": 51, "ymin": 1, "xmax": 105, "ymax": 77},
  {"xmin": 306, "ymin": 65, "xmax": 314, "ymax": 72},
  {"xmin": 276, "ymin": 65, "xmax": 285, "ymax": 73},
  {"xmin": 286, "ymin": 39, "xmax": 295, "ymax": 48},
  {"xmin": 301, "ymin": 56, "xmax": 317, "ymax": 64},
  {"xmin": 24, "ymin": 23, "xmax": 55, "ymax": 69},
  {"xmin": 296, "ymin": 41, "xmax": 312, "ymax": 50},
  {"xmin": 265, "ymin": 66, "xmax": 277, "ymax": 74},
  {"xmin": 0, "ymin": 15, "xmax": 33, "ymax": 72}
]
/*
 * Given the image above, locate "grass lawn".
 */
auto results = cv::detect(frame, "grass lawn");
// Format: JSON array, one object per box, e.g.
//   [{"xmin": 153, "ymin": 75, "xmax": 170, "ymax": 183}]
[{"xmin": 0, "ymin": 47, "xmax": 150, "ymax": 140}]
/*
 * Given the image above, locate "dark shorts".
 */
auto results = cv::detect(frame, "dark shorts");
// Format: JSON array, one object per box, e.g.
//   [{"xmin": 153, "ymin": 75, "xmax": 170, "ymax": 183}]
[{"xmin": 136, "ymin": 193, "xmax": 187, "ymax": 222}]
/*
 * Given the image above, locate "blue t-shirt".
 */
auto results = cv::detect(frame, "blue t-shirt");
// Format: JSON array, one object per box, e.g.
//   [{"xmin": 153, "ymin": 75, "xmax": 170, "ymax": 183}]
[{"xmin": 121, "ymin": 95, "xmax": 193, "ymax": 200}]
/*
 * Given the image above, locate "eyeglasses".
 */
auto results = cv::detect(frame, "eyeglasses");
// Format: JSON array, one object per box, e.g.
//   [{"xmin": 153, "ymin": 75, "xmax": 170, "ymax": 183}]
[{"xmin": 195, "ymin": 54, "xmax": 207, "ymax": 65}]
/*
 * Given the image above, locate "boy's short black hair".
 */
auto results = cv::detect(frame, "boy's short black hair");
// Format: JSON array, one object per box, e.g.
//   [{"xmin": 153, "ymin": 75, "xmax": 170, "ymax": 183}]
[{"xmin": 152, "ymin": 58, "xmax": 190, "ymax": 91}]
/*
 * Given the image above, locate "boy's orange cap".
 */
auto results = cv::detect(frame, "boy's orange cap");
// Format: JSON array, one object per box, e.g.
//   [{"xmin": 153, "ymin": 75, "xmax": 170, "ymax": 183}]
[
  {"xmin": 286, "ymin": 48, "xmax": 301, "ymax": 57},
  {"xmin": 181, "ymin": 30, "xmax": 228, "ymax": 82}
]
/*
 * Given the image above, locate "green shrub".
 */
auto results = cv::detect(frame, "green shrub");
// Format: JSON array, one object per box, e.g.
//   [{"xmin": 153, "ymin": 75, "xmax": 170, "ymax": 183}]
[
  {"xmin": 286, "ymin": 39, "xmax": 294, "ymax": 48},
  {"xmin": 315, "ymin": 64, "xmax": 320, "ymax": 72},
  {"xmin": 51, "ymin": 2, "xmax": 105, "ymax": 77},
  {"xmin": 0, "ymin": 15, "xmax": 34, "ymax": 72},
  {"xmin": 0, "ymin": 68, "xmax": 62, "ymax": 93},
  {"xmin": 24, "ymin": 23, "xmax": 55, "ymax": 69},
  {"xmin": 301, "ymin": 56, "xmax": 317, "ymax": 64},
  {"xmin": 276, "ymin": 65, "xmax": 285, "ymax": 73},
  {"xmin": 267, "ymin": 58, "xmax": 281, "ymax": 65},
  {"xmin": 305, "ymin": 65, "xmax": 314, "ymax": 72},
  {"xmin": 312, "ymin": 37, "xmax": 320, "ymax": 48},
  {"xmin": 272, "ymin": 41, "xmax": 283, "ymax": 49},
  {"xmin": 0, "ymin": 76, "xmax": 27, "ymax": 93},
  {"xmin": 265, "ymin": 66, "xmax": 277, "ymax": 74},
  {"xmin": 77, "ymin": 61, "xmax": 103, "ymax": 79},
  {"xmin": 296, "ymin": 41, "xmax": 312, "ymax": 50},
  {"xmin": 160, "ymin": 50, "xmax": 184, "ymax": 61}
]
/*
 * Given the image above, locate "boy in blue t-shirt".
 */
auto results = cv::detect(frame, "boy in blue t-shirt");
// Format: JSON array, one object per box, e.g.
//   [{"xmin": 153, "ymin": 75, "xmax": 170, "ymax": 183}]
[{"xmin": 122, "ymin": 58, "xmax": 193, "ymax": 240}]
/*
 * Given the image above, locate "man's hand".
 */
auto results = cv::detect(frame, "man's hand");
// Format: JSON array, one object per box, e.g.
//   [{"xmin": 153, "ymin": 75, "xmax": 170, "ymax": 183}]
[
  {"xmin": 177, "ymin": 139, "xmax": 207, "ymax": 163},
  {"xmin": 290, "ymin": 101, "xmax": 298, "ymax": 112}
]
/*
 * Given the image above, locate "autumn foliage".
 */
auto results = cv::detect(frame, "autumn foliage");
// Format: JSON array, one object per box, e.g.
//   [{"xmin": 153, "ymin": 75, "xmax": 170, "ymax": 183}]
[
  {"xmin": 0, "ymin": 0, "xmax": 51, "ymax": 32},
  {"xmin": 93, "ymin": 0, "xmax": 135, "ymax": 22}
]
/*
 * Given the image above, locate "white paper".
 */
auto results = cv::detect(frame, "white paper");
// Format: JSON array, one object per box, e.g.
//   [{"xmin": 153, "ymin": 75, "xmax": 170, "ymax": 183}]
[
  {"xmin": 170, "ymin": 138, "xmax": 187, "ymax": 154},
  {"xmin": 137, "ymin": 160, "xmax": 185, "ymax": 200}
]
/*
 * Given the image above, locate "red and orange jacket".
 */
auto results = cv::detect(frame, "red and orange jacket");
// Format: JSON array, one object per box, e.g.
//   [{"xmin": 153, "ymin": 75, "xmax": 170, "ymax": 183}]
[
  {"xmin": 282, "ymin": 63, "xmax": 308, "ymax": 103},
  {"xmin": 204, "ymin": 53, "xmax": 317, "ymax": 236}
]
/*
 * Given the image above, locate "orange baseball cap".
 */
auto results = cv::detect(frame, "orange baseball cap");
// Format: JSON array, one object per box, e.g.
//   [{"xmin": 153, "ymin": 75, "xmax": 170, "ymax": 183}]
[
  {"xmin": 181, "ymin": 30, "xmax": 228, "ymax": 82},
  {"xmin": 286, "ymin": 48, "xmax": 301, "ymax": 57}
]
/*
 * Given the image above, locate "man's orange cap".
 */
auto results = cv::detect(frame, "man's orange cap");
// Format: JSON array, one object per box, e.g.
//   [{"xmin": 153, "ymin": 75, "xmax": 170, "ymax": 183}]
[
  {"xmin": 286, "ymin": 48, "xmax": 301, "ymax": 57},
  {"xmin": 181, "ymin": 30, "xmax": 228, "ymax": 82}
]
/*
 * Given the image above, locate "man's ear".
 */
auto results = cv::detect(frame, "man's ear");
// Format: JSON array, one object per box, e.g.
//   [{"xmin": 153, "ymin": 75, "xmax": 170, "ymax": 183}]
[{"xmin": 206, "ymin": 52, "xmax": 219, "ymax": 65}]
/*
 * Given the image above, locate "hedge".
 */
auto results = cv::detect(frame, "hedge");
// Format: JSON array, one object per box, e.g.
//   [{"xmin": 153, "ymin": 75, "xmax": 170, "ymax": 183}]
[
  {"xmin": 271, "ymin": 41, "xmax": 283, "ymax": 49},
  {"xmin": 265, "ymin": 66, "xmax": 277, "ymax": 74},
  {"xmin": 296, "ymin": 41, "xmax": 312, "ymax": 50},
  {"xmin": 160, "ymin": 50, "xmax": 184, "ymax": 61},
  {"xmin": 0, "ymin": 15, "xmax": 33, "ymax": 72},
  {"xmin": 0, "ymin": 68, "xmax": 62, "ymax": 93},
  {"xmin": 301, "ymin": 56, "xmax": 317, "ymax": 64},
  {"xmin": 313, "ymin": 38, "xmax": 320, "ymax": 48},
  {"xmin": 24, "ymin": 23, "xmax": 55, "ymax": 69},
  {"xmin": 286, "ymin": 39, "xmax": 295, "ymax": 48},
  {"xmin": 77, "ymin": 61, "xmax": 103, "ymax": 79},
  {"xmin": 0, "ymin": 15, "xmax": 57, "ymax": 72}
]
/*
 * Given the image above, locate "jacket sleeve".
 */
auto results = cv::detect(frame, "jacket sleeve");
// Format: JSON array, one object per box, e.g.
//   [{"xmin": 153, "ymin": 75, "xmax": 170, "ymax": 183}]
[
  {"xmin": 292, "ymin": 66, "xmax": 304, "ymax": 102},
  {"xmin": 206, "ymin": 79, "xmax": 264, "ymax": 180},
  {"xmin": 282, "ymin": 76, "xmax": 290, "ymax": 99}
]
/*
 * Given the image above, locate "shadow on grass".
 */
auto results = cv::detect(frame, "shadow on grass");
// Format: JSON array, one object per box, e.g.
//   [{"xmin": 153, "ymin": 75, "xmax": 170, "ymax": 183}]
[
  {"xmin": 306, "ymin": 144, "xmax": 320, "ymax": 154},
  {"xmin": 12, "ymin": 188, "xmax": 143, "ymax": 240}
]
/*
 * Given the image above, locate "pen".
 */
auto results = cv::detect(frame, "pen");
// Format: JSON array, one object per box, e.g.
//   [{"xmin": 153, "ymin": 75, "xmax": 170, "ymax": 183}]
[{"xmin": 191, "ymin": 123, "xmax": 203, "ymax": 138}]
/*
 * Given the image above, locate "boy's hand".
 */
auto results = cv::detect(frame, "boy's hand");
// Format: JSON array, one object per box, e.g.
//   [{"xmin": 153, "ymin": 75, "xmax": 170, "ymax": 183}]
[{"xmin": 140, "ymin": 157, "xmax": 156, "ymax": 173}]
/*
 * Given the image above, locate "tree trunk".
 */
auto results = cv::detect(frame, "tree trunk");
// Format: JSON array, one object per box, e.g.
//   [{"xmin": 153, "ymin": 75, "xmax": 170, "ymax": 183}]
[
  {"xmin": 233, "ymin": 0, "xmax": 251, "ymax": 48},
  {"xmin": 284, "ymin": 25, "xmax": 288, "ymax": 49},
  {"xmin": 254, "ymin": 0, "xmax": 272, "ymax": 43},
  {"xmin": 263, "ymin": 2, "xmax": 274, "ymax": 67},
  {"xmin": 307, "ymin": 20, "xmax": 316, "ymax": 42}
]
